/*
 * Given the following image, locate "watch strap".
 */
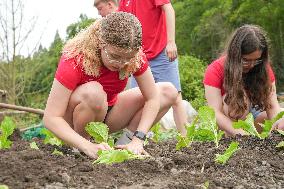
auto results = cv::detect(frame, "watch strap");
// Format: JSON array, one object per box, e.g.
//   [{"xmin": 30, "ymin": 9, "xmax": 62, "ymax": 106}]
[{"xmin": 133, "ymin": 130, "xmax": 146, "ymax": 141}]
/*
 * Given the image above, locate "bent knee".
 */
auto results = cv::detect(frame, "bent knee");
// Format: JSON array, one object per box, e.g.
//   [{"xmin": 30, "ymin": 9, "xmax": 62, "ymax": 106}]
[
  {"xmin": 159, "ymin": 82, "xmax": 178, "ymax": 103},
  {"xmin": 75, "ymin": 82, "xmax": 108, "ymax": 109}
]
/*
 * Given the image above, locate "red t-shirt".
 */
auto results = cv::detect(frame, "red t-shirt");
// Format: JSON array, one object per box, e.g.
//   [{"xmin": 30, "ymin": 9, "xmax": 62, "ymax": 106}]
[
  {"xmin": 119, "ymin": 0, "xmax": 169, "ymax": 60},
  {"xmin": 55, "ymin": 54, "xmax": 149, "ymax": 106},
  {"xmin": 203, "ymin": 56, "xmax": 275, "ymax": 96}
]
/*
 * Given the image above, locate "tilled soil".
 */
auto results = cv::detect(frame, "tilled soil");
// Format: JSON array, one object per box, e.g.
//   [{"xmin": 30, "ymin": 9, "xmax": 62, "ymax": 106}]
[{"xmin": 1, "ymin": 130, "xmax": 284, "ymax": 189}]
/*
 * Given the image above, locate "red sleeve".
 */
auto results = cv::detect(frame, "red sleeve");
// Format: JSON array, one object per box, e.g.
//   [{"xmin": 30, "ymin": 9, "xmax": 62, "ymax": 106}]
[
  {"xmin": 133, "ymin": 53, "xmax": 149, "ymax": 76},
  {"xmin": 267, "ymin": 64, "xmax": 275, "ymax": 83},
  {"xmin": 118, "ymin": 0, "xmax": 124, "ymax": 11},
  {"xmin": 203, "ymin": 58, "xmax": 225, "ymax": 90},
  {"xmin": 154, "ymin": 0, "xmax": 170, "ymax": 6},
  {"xmin": 55, "ymin": 55, "xmax": 82, "ymax": 90}
]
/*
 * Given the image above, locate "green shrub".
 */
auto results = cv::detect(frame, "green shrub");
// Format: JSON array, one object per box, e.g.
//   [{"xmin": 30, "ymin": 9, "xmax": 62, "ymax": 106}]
[{"xmin": 179, "ymin": 55, "xmax": 206, "ymax": 109}]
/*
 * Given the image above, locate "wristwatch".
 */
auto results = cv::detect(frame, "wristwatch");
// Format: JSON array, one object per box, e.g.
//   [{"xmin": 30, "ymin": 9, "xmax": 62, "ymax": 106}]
[{"xmin": 133, "ymin": 131, "xmax": 147, "ymax": 141}]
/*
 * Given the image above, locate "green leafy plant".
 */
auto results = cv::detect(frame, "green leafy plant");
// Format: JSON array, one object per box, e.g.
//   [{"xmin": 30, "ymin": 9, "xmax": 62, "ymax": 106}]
[
  {"xmin": 52, "ymin": 149, "xmax": 64, "ymax": 156},
  {"xmin": 276, "ymin": 129, "xmax": 284, "ymax": 148},
  {"xmin": 85, "ymin": 122, "xmax": 114, "ymax": 147},
  {"xmin": 215, "ymin": 141, "xmax": 239, "ymax": 165},
  {"xmin": 194, "ymin": 106, "xmax": 224, "ymax": 147},
  {"xmin": 233, "ymin": 111, "xmax": 284, "ymax": 139},
  {"xmin": 150, "ymin": 123, "xmax": 162, "ymax": 143},
  {"xmin": 175, "ymin": 106, "xmax": 224, "ymax": 150},
  {"xmin": 85, "ymin": 122, "xmax": 143, "ymax": 164},
  {"xmin": 176, "ymin": 133, "xmax": 191, "ymax": 150},
  {"xmin": 94, "ymin": 149, "xmax": 142, "ymax": 164},
  {"xmin": 276, "ymin": 141, "xmax": 284, "ymax": 148},
  {"xmin": 176, "ymin": 118, "xmax": 197, "ymax": 150},
  {"xmin": 40, "ymin": 128, "xmax": 64, "ymax": 146},
  {"xmin": 0, "ymin": 117, "xmax": 16, "ymax": 149},
  {"xmin": 233, "ymin": 113, "xmax": 260, "ymax": 138},
  {"xmin": 149, "ymin": 123, "xmax": 178, "ymax": 143},
  {"xmin": 30, "ymin": 141, "xmax": 39, "ymax": 150},
  {"xmin": 0, "ymin": 185, "xmax": 9, "ymax": 189}
]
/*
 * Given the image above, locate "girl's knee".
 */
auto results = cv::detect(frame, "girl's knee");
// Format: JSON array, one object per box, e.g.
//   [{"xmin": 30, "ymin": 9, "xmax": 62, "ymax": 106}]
[
  {"xmin": 76, "ymin": 82, "xmax": 108, "ymax": 111},
  {"xmin": 159, "ymin": 82, "xmax": 178, "ymax": 103}
]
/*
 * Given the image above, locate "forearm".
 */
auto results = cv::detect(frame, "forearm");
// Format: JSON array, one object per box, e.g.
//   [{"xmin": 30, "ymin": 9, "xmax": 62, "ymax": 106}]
[
  {"xmin": 163, "ymin": 4, "xmax": 175, "ymax": 43},
  {"xmin": 215, "ymin": 111, "xmax": 243, "ymax": 135},
  {"xmin": 136, "ymin": 98, "xmax": 160, "ymax": 133},
  {"xmin": 267, "ymin": 101, "xmax": 281, "ymax": 119},
  {"xmin": 43, "ymin": 115, "xmax": 91, "ymax": 150}
]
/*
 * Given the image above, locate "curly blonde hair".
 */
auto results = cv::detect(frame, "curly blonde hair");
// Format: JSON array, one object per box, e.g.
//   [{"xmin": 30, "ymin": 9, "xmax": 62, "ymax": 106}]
[{"xmin": 63, "ymin": 12, "xmax": 143, "ymax": 78}]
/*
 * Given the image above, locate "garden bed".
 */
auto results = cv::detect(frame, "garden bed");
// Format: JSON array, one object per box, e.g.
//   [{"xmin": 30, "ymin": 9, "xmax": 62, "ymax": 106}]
[{"xmin": 1, "ymin": 130, "xmax": 284, "ymax": 189}]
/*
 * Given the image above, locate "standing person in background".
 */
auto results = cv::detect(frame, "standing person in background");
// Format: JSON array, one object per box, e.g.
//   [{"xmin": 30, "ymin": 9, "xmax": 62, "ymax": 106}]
[
  {"xmin": 94, "ymin": 0, "xmax": 118, "ymax": 17},
  {"xmin": 203, "ymin": 24, "xmax": 283, "ymax": 136},
  {"xmin": 118, "ymin": 0, "xmax": 188, "ymax": 139}
]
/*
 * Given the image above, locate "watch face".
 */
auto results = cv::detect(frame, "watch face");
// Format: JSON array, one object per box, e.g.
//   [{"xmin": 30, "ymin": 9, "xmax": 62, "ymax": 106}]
[{"xmin": 134, "ymin": 131, "xmax": 146, "ymax": 141}]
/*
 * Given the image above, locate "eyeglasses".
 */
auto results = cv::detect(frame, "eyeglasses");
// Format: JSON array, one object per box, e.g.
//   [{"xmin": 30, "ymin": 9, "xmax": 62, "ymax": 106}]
[
  {"xmin": 241, "ymin": 58, "xmax": 263, "ymax": 67},
  {"xmin": 103, "ymin": 47, "xmax": 132, "ymax": 65}
]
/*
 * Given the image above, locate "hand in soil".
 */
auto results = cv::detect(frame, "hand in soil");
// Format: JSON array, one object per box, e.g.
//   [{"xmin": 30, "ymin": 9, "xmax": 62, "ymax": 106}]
[
  {"xmin": 82, "ymin": 142, "xmax": 111, "ymax": 159},
  {"xmin": 225, "ymin": 129, "xmax": 247, "ymax": 137},
  {"xmin": 273, "ymin": 117, "xmax": 284, "ymax": 130},
  {"xmin": 116, "ymin": 137, "xmax": 149, "ymax": 156}
]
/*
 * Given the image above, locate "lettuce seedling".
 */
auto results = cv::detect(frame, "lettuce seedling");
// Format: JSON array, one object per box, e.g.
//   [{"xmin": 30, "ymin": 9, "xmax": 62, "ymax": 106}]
[
  {"xmin": 52, "ymin": 148, "xmax": 64, "ymax": 156},
  {"xmin": 215, "ymin": 141, "xmax": 239, "ymax": 165},
  {"xmin": 195, "ymin": 106, "xmax": 224, "ymax": 147},
  {"xmin": 259, "ymin": 111, "xmax": 284, "ymax": 138},
  {"xmin": 150, "ymin": 123, "xmax": 162, "ymax": 143},
  {"xmin": 176, "ymin": 133, "xmax": 191, "ymax": 150},
  {"xmin": 233, "ymin": 111, "xmax": 284, "ymax": 139},
  {"xmin": 86, "ymin": 122, "xmax": 108, "ymax": 143},
  {"xmin": 30, "ymin": 141, "xmax": 39, "ymax": 150},
  {"xmin": 276, "ymin": 141, "xmax": 284, "ymax": 148},
  {"xmin": 0, "ymin": 185, "xmax": 9, "ymax": 189},
  {"xmin": 233, "ymin": 113, "xmax": 260, "ymax": 138},
  {"xmin": 85, "ymin": 122, "xmax": 143, "ymax": 164},
  {"xmin": 85, "ymin": 122, "xmax": 114, "ymax": 147},
  {"xmin": 0, "ymin": 117, "xmax": 16, "ymax": 149},
  {"xmin": 150, "ymin": 123, "xmax": 177, "ymax": 143},
  {"xmin": 40, "ymin": 128, "xmax": 64, "ymax": 146},
  {"xmin": 276, "ymin": 129, "xmax": 284, "ymax": 148},
  {"xmin": 94, "ymin": 149, "xmax": 142, "ymax": 164},
  {"xmin": 176, "ymin": 118, "xmax": 197, "ymax": 150}
]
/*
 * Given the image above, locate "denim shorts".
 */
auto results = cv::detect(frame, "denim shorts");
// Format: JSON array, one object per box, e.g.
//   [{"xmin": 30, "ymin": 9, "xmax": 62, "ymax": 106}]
[
  {"xmin": 250, "ymin": 106, "xmax": 262, "ymax": 119},
  {"xmin": 131, "ymin": 48, "xmax": 182, "ymax": 91}
]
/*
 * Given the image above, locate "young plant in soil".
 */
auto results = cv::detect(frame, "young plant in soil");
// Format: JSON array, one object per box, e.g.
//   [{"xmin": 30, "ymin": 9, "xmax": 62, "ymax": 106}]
[
  {"xmin": 276, "ymin": 129, "xmax": 284, "ymax": 148},
  {"xmin": 40, "ymin": 128, "xmax": 64, "ymax": 155},
  {"xmin": 233, "ymin": 111, "xmax": 284, "ymax": 139},
  {"xmin": 85, "ymin": 122, "xmax": 143, "ymax": 164},
  {"xmin": 176, "ymin": 117, "xmax": 197, "ymax": 150},
  {"xmin": 40, "ymin": 128, "xmax": 64, "ymax": 146},
  {"xmin": 0, "ymin": 117, "xmax": 16, "ymax": 149},
  {"xmin": 149, "ymin": 123, "xmax": 177, "ymax": 143},
  {"xmin": 0, "ymin": 184, "xmax": 9, "ymax": 189},
  {"xmin": 30, "ymin": 141, "xmax": 39, "ymax": 150},
  {"xmin": 176, "ymin": 106, "xmax": 224, "ymax": 150},
  {"xmin": 215, "ymin": 141, "xmax": 239, "ymax": 165}
]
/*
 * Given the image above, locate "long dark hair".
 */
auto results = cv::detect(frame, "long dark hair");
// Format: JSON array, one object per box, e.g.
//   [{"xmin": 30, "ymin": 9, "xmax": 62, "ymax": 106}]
[{"xmin": 224, "ymin": 24, "xmax": 272, "ymax": 119}]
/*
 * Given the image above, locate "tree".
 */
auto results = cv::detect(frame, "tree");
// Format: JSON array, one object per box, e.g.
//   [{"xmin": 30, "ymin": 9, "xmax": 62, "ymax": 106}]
[
  {"xmin": 0, "ymin": 0, "xmax": 39, "ymax": 103},
  {"xmin": 66, "ymin": 14, "xmax": 95, "ymax": 40}
]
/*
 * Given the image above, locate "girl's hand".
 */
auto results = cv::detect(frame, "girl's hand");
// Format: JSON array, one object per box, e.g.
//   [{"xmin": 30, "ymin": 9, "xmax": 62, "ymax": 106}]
[
  {"xmin": 225, "ymin": 128, "xmax": 247, "ymax": 137},
  {"xmin": 115, "ymin": 137, "xmax": 149, "ymax": 155},
  {"xmin": 82, "ymin": 142, "xmax": 111, "ymax": 159},
  {"xmin": 273, "ymin": 117, "xmax": 284, "ymax": 130}
]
